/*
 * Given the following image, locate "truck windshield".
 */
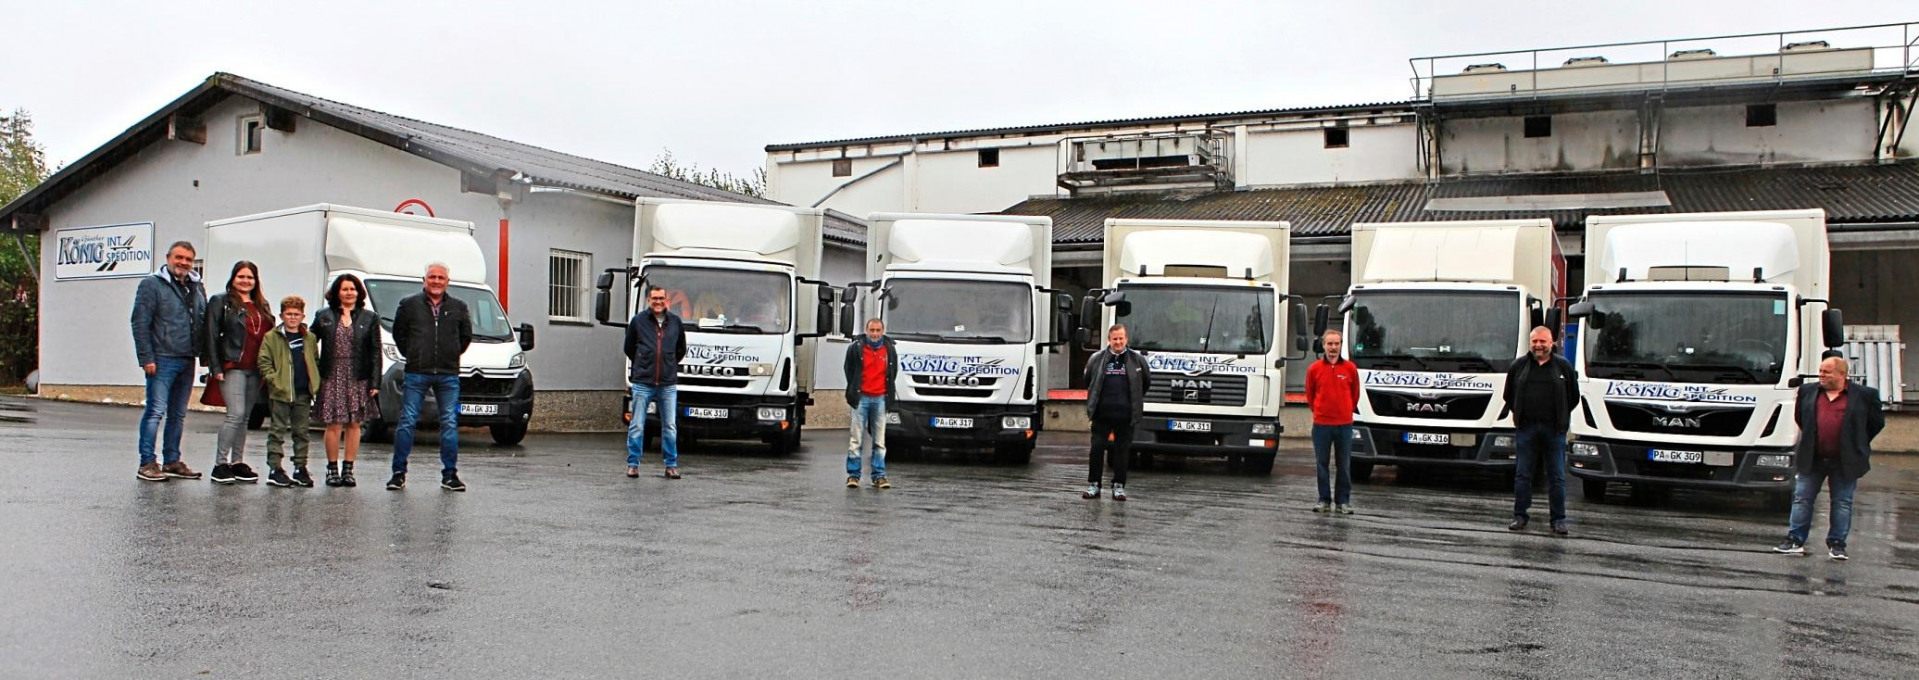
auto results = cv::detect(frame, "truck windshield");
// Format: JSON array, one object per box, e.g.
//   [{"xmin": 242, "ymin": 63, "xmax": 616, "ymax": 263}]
[
  {"xmin": 1115, "ymin": 283, "xmax": 1273, "ymax": 354},
  {"xmin": 1348, "ymin": 290, "xmax": 1519, "ymax": 373},
  {"xmin": 642, "ymin": 265, "xmax": 791, "ymax": 334},
  {"xmin": 1585, "ymin": 292, "xmax": 1788, "ymax": 385},
  {"xmin": 881, "ymin": 279, "xmax": 1032, "ymax": 343},
  {"xmin": 364, "ymin": 280, "xmax": 515, "ymax": 341}
]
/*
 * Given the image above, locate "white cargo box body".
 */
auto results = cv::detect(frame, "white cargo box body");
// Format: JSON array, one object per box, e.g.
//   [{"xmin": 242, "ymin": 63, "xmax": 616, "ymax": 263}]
[
  {"xmin": 1350, "ymin": 219, "xmax": 1564, "ymax": 300},
  {"xmin": 204, "ymin": 204, "xmax": 488, "ymax": 304},
  {"xmin": 1584, "ymin": 209, "xmax": 1828, "ymax": 298},
  {"xmin": 1105, "ymin": 219, "xmax": 1290, "ymax": 285}
]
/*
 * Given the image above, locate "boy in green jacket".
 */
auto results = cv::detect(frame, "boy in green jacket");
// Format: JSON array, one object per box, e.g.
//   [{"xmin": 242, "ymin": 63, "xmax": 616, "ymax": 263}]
[{"xmin": 259, "ymin": 295, "xmax": 322, "ymax": 488}]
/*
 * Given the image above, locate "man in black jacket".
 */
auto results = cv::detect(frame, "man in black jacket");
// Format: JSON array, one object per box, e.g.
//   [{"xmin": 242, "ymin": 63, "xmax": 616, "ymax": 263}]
[
  {"xmin": 1081, "ymin": 324, "xmax": 1149, "ymax": 501},
  {"xmin": 1774, "ymin": 356, "xmax": 1884, "ymax": 560},
  {"xmin": 1503, "ymin": 326, "xmax": 1579, "ymax": 535},
  {"xmin": 842, "ymin": 318, "xmax": 898, "ymax": 489},
  {"xmin": 625, "ymin": 286, "xmax": 688, "ymax": 479},
  {"xmin": 386, "ymin": 263, "xmax": 473, "ymax": 492}
]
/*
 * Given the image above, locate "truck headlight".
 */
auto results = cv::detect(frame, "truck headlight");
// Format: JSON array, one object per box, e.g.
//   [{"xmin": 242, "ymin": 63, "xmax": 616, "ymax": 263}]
[
  {"xmin": 508, "ymin": 353, "xmax": 525, "ymax": 369},
  {"xmin": 757, "ymin": 407, "xmax": 787, "ymax": 421},
  {"xmin": 1492, "ymin": 435, "xmax": 1514, "ymax": 449},
  {"xmin": 1571, "ymin": 442, "xmax": 1600, "ymax": 458},
  {"xmin": 382, "ymin": 344, "xmax": 403, "ymax": 363},
  {"xmin": 1755, "ymin": 454, "xmax": 1794, "ymax": 468},
  {"xmin": 885, "ymin": 412, "xmax": 901, "ymax": 425},
  {"xmin": 1002, "ymin": 416, "xmax": 1031, "ymax": 430},
  {"xmin": 1251, "ymin": 423, "xmax": 1275, "ymax": 435},
  {"xmin": 749, "ymin": 363, "xmax": 773, "ymax": 376}
]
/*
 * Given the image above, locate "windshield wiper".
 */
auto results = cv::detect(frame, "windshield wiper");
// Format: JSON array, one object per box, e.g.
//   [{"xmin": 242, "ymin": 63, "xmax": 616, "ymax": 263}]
[
  {"xmin": 1358, "ymin": 353, "xmax": 1430, "ymax": 371},
  {"xmin": 1670, "ymin": 363, "xmax": 1768, "ymax": 383},
  {"xmin": 1427, "ymin": 356, "xmax": 1496, "ymax": 372},
  {"xmin": 696, "ymin": 323, "xmax": 769, "ymax": 334},
  {"xmin": 1588, "ymin": 360, "xmax": 1677, "ymax": 381}
]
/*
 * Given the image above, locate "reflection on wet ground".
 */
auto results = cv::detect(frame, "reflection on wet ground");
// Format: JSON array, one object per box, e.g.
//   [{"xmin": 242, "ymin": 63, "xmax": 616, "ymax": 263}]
[{"xmin": 2, "ymin": 399, "xmax": 1915, "ymax": 678}]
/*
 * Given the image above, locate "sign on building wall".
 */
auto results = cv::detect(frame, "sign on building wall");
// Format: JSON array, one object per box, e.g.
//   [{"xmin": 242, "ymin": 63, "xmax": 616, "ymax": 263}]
[{"xmin": 55, "ymin": 222, "xmax": 155, "ymax": 280}]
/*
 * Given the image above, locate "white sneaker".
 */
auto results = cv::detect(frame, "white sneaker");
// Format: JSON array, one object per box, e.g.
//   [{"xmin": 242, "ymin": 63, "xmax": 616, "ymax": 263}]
[
  {"xmin": 1112, "ymin": 484, "xmax": 1127, "ymax": 502},
  {"xmin": 1082, "ymin": 483, "xmax": 1100, "ymax": 499}
]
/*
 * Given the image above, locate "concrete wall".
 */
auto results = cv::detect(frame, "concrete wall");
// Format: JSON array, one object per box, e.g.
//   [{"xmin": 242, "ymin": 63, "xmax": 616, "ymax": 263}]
[
  {"xmin": 1241, "ymin": 124, "xmax": 1420, "ymax": 187},
  {"xmin": 767, "ymin": 155, "xmax": 908, "ymax": 218},
  {"xmin": 1441, "ymin": 110, "xmax": 1640, "ymax": 175},
  {"xmin": 1661, "ymin": 100, "xmax": 1878, "ymax": 167},
  {"xmin": 907, "ymin": 144, "xmax": 1057, "ymax": 215}
]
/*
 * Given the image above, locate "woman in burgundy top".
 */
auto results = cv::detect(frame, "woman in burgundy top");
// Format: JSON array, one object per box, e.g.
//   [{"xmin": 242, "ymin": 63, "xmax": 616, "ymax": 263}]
[{"xmin": 204, "ymin": 261, "xmax": 273, "ymax": 484}]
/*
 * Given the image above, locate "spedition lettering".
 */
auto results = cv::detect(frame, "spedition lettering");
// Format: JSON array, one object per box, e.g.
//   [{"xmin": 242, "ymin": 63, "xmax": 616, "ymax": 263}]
[
  {"xmin": 899, "ymin": 355, "xmax": 1021, "ymax": 377},
  {"xmin": 1604, "ymin": 382, "xmax": 1759, "ymax": 404}
]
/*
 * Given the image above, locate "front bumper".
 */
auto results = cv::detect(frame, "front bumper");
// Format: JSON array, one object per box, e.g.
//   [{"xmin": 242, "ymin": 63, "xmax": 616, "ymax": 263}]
[
  {"xmin": 1131, "ymin": 413, "xmax": 1282, "ymax": 457},
  {"xmin": 885, "ymin": 402, "xmax": 1037, "ymax": 447},
  {"xmin": 626, "ymin": 389, "xmax": 800, "ymax": 441},
  {"xmin": 1351, "ymin": 424, "xmax": 1517, "ymax": 469},
  {"xmin": 1566, "ymin": 437, "xmax": 1797, "ymax": 490},
  {"xmin": 378, "ymin": 369, "xmax": 534, "ymax": 427}
]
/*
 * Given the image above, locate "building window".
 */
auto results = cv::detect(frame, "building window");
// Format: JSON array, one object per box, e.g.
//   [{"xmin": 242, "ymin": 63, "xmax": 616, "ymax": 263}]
[
  {"xmin": 1524, "ymin": 116, "xmax": 1552, "ymax": 138},
  {"xmin": 832, "ymin": 158, "xmax": 852, "ymax": 177},
  {"xmin": 548, "ymin": 249, "xmax": 591, "ymax": 323},
  {"xmin": 1747, "ymin": 104, "xmax": 1777, "ymax": 127},
  {"xmin": 978, "ymin": 148, "xmax": 1000, "ymax": 168},
  {"xmin": 238, "ymin": 115, "xmax": 264, "ymax": 155},
  {"xmin": 1323, "ymin": 127, "xmax": 1349, "ymax": 149}
]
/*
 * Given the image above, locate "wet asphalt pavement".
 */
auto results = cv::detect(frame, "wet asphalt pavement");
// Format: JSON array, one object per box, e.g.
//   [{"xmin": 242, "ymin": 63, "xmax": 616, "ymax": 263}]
[{"xmin": 3, "ymin": 398, "xmax": 1918, "ymax": 679}]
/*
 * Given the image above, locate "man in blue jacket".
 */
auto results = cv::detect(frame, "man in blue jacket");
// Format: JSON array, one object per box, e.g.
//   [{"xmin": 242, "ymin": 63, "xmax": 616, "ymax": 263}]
[
  {"xmin": 130, "ymin": 241, "xmax": 207, "ymax": 482},
  {"xmin": 625, "ymin": 286, "xmax": 688, "ymax": 479}
]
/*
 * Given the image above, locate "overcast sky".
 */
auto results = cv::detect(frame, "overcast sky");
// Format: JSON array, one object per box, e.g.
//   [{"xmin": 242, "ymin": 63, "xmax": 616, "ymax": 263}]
[{"xmin": 3, "ymin": 1, "xmax": 1912, "ymax": 181}]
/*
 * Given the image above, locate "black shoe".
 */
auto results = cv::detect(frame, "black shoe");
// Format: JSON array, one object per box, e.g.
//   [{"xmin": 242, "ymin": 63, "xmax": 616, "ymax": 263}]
[
  {"xmin": 1828, "ymin": 544, "xmax": 1849, "ymax": 561},
  {"xmin": 1551, "ymin": 520, "xmax": 1570, "ymax": 536},
  {"xmin": 209, "ymin": 463, "xmax": 236, "ymax": 485},
  {"xmin": 1507, "ymin": 517, "xmax": 1528, "ymax": 532},
  {"xmin": 441, "ymin": 472, "xmax": 466, "ymax": 492},
  {"xmin": 341, "ymin": 462, "xmax": 358, "ymax": 488},
  {"xmin": 386, "ymin": 472, "xmax": 406, "ymax": 491},
  {"xmin": 291, "ymin": 467, "xmax": 315, "ymax": 488},
  {"xmin": 266, "ymin": 469, "xmax": 294, "ymax": 488},
  {"xmin": 324, "ymin": 464, "xmax": 342, "ymax": 487},
  {"xmin": 231, "ymin": 462, "xmax": 260, "ymax": 483},
  {"xmin": 1772, "ymin": 538, "xmax": 1806, "ymax": 555}
]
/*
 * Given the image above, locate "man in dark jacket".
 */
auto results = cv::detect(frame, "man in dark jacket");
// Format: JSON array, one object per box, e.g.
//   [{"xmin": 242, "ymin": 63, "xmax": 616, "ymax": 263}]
[
  {"xmin": 129, "ymin": 241, "xmax": 207, "ymax": 482},
  {"xmin": 386, "ymin": 263, "xmax": 473, "ymax": 492},
  {"xmin": 1503, "ymin": 326, "xmax": 1579, "ymax": 535},
  {"xmin": 1774, "ymin": 356, "xmax": 1884, "ymax": 560},
  {"xmin": 625, "ymin": 286, "xmax": 689, "ymax": 479},
  {"xmin": 842, "ymin": 318, "xmax": 898, "ymax": 489},
  {"xmin": 1082, "ymin": 323, "xmax": 1149, "ymax": 501}
]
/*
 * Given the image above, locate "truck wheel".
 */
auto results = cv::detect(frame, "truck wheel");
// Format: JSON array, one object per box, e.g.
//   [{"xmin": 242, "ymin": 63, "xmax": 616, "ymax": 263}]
[
  {"xmin": 890, "ymin": 440, "xmax": 918, "ymax": 463},
  {"xmin": 1350, "ymin": 461, "xmax": 1375, "ymax": 483},
  {"xmin": 489, "ymin": 423, "xmax": 528, "ymax": 446},
  {"xmin": 1582, "ymin": 478, "xmax": 1609, "ymax": 502},
  {"xmin": 1764, "ymin": 489, "xmax": 1794, "ymax": 512},
  {"xmin": 1129, "ymin": 450, "xmax": 1155, "ymax": 470},
  {"xmin": 770, "ymin": 423, "xmax": 802, "ymax": 456},
  {"xmin": 996, "ymin": 440, "xmax": 1034, "ymax": 465},
  {"xmin": 246, "ymin": 404, "xmax": 268, "ymax": 431},
  {"xmin": 1248, "ymin": 453, "xmax": 1277, "ymax": 476}
]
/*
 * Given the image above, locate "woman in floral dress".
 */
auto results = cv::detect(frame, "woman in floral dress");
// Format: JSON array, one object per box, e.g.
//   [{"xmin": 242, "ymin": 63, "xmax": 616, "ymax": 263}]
[{"xmin": 310, "ymin": 274, "xmax": 382, "ymax": 487}]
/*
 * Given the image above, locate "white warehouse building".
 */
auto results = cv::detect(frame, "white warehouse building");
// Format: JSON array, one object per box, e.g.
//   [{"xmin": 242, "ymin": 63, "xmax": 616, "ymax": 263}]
[
  {"xmin": 765, "ymin": 23, "xmax": 1919, "ymax": 400},
  {"xmin": 3, "ymin": 73, "xmax": 868, "ymax": 432}
]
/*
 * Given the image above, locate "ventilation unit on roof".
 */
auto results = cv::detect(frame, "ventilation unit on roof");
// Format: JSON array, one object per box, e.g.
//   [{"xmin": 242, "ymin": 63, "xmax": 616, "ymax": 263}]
[
  {"xmin": 1463, "ymin": 63, "xmax": 1508, "ymax": 73},
  {"xmin": 1668, "ymin": 48, "xmax": 1717, "ymax": 60},
  {"xmin": 1562, "ymin": 56, "xmax": 1610, "ymax": 67},
  {"xmin": 1782, "ymin": 40, "xmax": 1833, "ymax": 52},
  {"xmin": 1057, "ymin": 130, "xmax": 1233, "ymax": 196}
]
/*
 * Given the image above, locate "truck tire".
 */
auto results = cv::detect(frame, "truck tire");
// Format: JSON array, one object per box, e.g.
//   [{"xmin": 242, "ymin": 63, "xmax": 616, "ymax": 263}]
[
  {"xmin": 1247, "ymin": 452, "xmax": 1276, "ymax": 476},
  {"xmin": 1582, "ymin": 478, "xmax": 1609, "ymax": 502},
  {"xmin": 996, "ymin": 440, "xmax": 1034, "ymax": 465},
  {"xmin": 1350, "ymin": 461, "xmax": 1375, "ymax": 483},
  {"xmin": 1764, "ymin": 489, "xmax": 1794, "ymax": 512},
  {"xmin": 770, "ymin": 423, "xmax": 802, "ymax": 456},
  {"xmin": 490, "ymin": 423, "xmax": 527, "ymax": 446}
]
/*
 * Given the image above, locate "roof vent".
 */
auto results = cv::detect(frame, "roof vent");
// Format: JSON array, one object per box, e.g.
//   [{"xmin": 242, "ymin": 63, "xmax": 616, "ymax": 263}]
[
  {"xmin": 1463, "ymin": 63, "xmax": 1508, "ymax": 73},
  {"xmin": 1781, "ymin": 40, "xmax": 1832, "ymax": 53},
  {"xmin": 1668, "ymin": 48, "xmax": 1717, "ymax": 60},
  {"xmin": 1562, "ymin": 56, "xmax": 1611, "ymax": 68}
]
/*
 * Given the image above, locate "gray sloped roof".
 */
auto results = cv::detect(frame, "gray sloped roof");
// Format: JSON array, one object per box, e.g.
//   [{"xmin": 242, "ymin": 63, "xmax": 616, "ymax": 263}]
[{"xmin": 2, "ymin": 72, "xmax": 865, "ymax": 244}]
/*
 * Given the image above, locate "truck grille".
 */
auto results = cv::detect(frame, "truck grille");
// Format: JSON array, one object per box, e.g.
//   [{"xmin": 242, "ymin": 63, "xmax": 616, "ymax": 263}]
[
  {"xmin": 460, "ymin": 376, "xmax": 517, "ymax": 398},
  {"xmin": 1365, "ymin": 391, "xmax": 1492, "ymax": 420},
  {"xmin": 1146, "ymin": 374, "xmax": 1247, "ymax": 407},
  {"xmin": 1605, "ymin": 401, "xmax": 1753, "ymax": 437},
  {"xmin": 908, "ymin": 374, "xmax": 998, "ymax": 399},
  {"xmin": 679, "ymin": 376, "xmax": 750, "ymax": 389}
]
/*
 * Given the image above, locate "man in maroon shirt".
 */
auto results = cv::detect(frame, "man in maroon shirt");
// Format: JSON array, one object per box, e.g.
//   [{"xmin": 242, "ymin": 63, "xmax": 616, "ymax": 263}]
[{"xmin": 1774, "ymin": 356, "xmax": 1883, "ymax": 560}]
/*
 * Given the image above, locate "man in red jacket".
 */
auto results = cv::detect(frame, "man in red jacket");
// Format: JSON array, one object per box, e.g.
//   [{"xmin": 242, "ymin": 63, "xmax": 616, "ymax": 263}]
[{"xmin": 1304, "ymin": 330, "xmax": 1361, "ymax": 514}]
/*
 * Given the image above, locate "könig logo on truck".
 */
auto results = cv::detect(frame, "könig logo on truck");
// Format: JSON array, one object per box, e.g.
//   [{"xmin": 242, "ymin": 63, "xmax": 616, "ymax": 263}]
[{"xmin": 900, "ymin": 355, "xmax": 1022, "ymax": 378}]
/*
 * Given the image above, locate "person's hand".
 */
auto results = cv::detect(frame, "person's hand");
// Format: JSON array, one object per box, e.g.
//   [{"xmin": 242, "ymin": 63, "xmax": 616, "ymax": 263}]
[
  {"xmin": 369, "ymin": 388, "xmax": 379, "ymax": 398},
  {"xmin": 143, "ymin": 363, "xmax": 157, "ymax": 376}
]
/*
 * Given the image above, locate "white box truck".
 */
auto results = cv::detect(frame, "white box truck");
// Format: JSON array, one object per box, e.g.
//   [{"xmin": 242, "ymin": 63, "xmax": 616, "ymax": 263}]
[
  {"xmin": 1083, "ymin": 218, "xmax": 1306, "ymax": 474},
  {"xmin": 203, "ymin": 205, "xmax": 537, "ymax": 445},
  {"xmin": 1330, "ymin": 219, "xmax": 1567, "ymax": 481},
  {"xmin": 843, "ymin": 213, "xmax": 1072, "ymax": 463},
  {"xmin": 1566, "ymin": 209, "xmax": 1845, "ymax": 502},
  {"xmin": 594, "ymin": 198, "xmax": 834, "ymax": 454}
]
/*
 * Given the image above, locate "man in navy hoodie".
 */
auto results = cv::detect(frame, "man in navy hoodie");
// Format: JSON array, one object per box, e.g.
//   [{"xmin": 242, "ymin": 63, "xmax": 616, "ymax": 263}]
[{"xmin": 625, "ymin": 286, "xmax": 688, "ymax": 479}]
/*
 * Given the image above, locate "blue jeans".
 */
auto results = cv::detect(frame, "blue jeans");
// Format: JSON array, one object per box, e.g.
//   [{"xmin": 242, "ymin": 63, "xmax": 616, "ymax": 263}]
[
  {"xmin": 847, "ymin": 396, "xmax": 887, "ymax": 478},
  {"xmin": 1311, "ymin": 424, "xmax": 1354, "ymax": 504},
  {"xmin": 392, "ymin": 373, "xmax": 460, "ymax": 474},
  {"xmin": 1513, "ymin": 423, "xmax": 1568, "ymax": 523},
  {"xmin": 626, "ymin": 383, "xmax": 679, "ymax": 468},
  {"xmin": 138, "ymin": 356, "xmax": 195, "ymax": 466},
  {"xmin": 1787, "ymin": 464, "xmax": 1858, "ymax": 548}
]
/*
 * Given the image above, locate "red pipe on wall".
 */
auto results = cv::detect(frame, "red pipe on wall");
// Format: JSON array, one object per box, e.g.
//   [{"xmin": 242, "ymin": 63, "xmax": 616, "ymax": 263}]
[{"xmin": 498, "ymin": 218, "xmax": 510, "ymax": 312}]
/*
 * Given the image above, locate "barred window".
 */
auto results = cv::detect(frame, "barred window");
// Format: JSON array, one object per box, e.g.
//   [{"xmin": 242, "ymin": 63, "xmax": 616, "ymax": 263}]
[{"xmin": 548, "ymin": 249, "xmax": 591, "ymax": 323}]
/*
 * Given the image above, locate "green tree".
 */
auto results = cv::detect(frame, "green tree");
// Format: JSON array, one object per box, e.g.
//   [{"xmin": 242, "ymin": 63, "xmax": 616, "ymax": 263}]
[
  {"xmin": 0, "ymin": 108, "xmax": 52, "ymax": 385},
  {"xmin": 649, "ymin": 149, "xmax": 767, "ymax": 199}
]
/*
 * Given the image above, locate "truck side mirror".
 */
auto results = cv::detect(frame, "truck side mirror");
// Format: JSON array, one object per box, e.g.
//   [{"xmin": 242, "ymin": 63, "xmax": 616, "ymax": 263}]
[
  {"xmin": 1823, "ymin": 308, "xmax": 1845, "ymax": 348},
  {"xmin": 1312, "ymin": 304, "xmax": 1330, "ymax": 336},
  {"xmin": 517, "ymin": 323, "xmax": 535, "ymax": 352},
  {"xmin": 1285, "ymin": 302, "xmax": 1310, "ymax": 362},
  {"xmin": 593, "ymin": 269, "xmax": 624, "ymax": 327},
  {"xmin": 1567, "ymin": 300, "xmax": 1601, "ymax": 329},
  {"xmin": 1545, "ymin": 308, "xmax": 1563, "ymax": 339},
  {"xmin": 1100, "ymin": 289, "xmax": 1131, "ymax": 318},
  {"xmin": 815, "ymin": 294, "xmax": 835, "ymax": 338},
  {"xmin": 1047, "ymin": 293, "xmax": 1073, "ymax": 347},
  {"xmin": 1077, "ymin": 292, "xmax": 1101, "ymax": 350},
  {"xmin": 837, "ymin": 288, "xmax": 858, "ymax": 338}
]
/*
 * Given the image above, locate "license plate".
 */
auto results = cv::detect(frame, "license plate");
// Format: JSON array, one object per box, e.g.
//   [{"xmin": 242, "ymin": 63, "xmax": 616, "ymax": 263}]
[
  {"xmin": 1648, "ymin": 449, "xmax": 1704, "ymax": 464},
  {"xmin": 1403, "ymin": 432, "xmax": 1449, "ymax": 445},
  {"xmin": 1168, "ymin": 420, "xmax": 1212, "ymax": 433},
  {"xmin": 686, "ymin": 407, "xmax": 728, "ymax": 419},
  {"xmin": 459, "ymin": 403, "xmax": 497, "ymax": 416},
  {"xmin": 931, "ymin": 417, "xmax": 974, "ymax": 429}
]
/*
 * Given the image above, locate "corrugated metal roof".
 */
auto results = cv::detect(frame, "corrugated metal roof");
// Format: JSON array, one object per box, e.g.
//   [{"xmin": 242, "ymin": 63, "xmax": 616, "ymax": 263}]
[
  {"xmin": 765, "ymin": 101, "xmax": 1420, "ymax": 152},
  {"xmin": 2, "ymin": 73, "xmax": 866, "ymax": 244},
  {"xmin": 1002, "ymin": 161, "xmax": 1919, "ymax": 243}
]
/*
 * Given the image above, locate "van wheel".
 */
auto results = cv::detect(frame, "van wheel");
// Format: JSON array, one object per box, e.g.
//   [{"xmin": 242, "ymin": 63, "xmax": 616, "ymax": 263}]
[
  {"xmin": 246, "ymin": 404, "xmax": 268, "ymax": 430},
  {"xmin": 489, "ymin": 423, "xmax": 527, "ymax": 446},
  {"xmin": 362, "ymin": 420, "xmax": 392, "ymax": 444},
  {"xmin": 1351, "ymin": 461, "xmax": 1375, "ymax": 483},
  {"xmin": 1582, "ymin": 478, "xmax": 1609, "ymax": 502}
]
